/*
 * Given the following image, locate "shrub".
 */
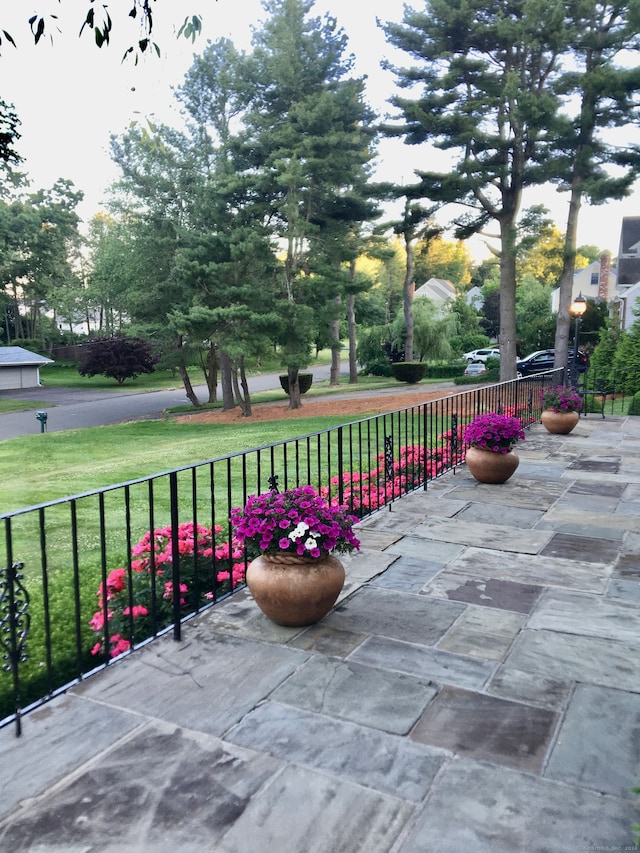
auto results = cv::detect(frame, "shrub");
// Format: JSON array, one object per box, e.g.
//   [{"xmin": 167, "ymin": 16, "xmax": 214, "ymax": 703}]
[
  {"xmin": 79, "ymin": 335, "xmax": 158, "ymax": 384},
  {"xmin": 319, "ymin": 438, "xmax": 465, "ymax": 516},
  {"xmin": 628, "ymin": 391, "xmax": 640, "ymax": 416},
  {"xmin": 361, "ymin": 360, "xmax": 393, "ymax": 377},
  {"xmin": 391, "ymin": 362, "xmax": 427, "ymax": 383},
  {"xmin": 279, "ymin": 373, "xmax": 313, "ymax": 395},
  {"xmin": 426, "ymin": 362, "xmax": 467, "ymax": 379},
  {"xmin": 89, "ymin": 522, "xmax": 245, "ymax": 659}
]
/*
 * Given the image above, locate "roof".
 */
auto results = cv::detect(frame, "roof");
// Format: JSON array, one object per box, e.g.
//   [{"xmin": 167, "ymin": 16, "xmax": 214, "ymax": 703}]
[
  {"xmin": 0, "ymin": 346, "xmax": 54, "ymax": 366},
  {"xmin": 617, "ymin": 217, "xmax": 640, "ymax": 285},
  {"xmin": 413, "ymin": 278, "xmax": 456, "ymax": 302}
]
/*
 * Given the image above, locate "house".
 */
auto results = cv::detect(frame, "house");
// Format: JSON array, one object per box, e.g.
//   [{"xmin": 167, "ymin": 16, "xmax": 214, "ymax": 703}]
[
  {"xmin": 551, "ymin": 253, "xmax": 617, "ymax": 313},
  {"xmin": 0, "ymin": 346, "xmax": 53, "ymax": 390},
  {"xmin": 413, "ymin": 277, "xmax": 457, "ymax": 304}
]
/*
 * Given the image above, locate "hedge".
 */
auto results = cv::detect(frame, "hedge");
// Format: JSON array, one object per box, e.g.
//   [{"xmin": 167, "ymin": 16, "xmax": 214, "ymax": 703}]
[
  {"xmin": 391, "ymin": 362, "xmax": 427, "ymax": 383},
  {"xmin": 279, "ymin": 373, "xmax": 314, "ymax": 395}
]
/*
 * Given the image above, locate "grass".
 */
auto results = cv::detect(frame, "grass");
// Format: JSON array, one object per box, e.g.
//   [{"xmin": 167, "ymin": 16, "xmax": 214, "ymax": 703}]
[
  {"xmin": 0, "ymin": 413, "xmax": 359, "ymax": 513},
  {"xmin": 0, "ymin": 398, "xmax": 54, "ymax": 414}
]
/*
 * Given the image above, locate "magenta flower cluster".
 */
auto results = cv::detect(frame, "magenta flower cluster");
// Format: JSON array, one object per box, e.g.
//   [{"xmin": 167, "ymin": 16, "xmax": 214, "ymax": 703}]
[
  {"xmin": 230, "ymin": 485, "xmax": 360, "ymax": 559},
  {"xmin": 463, "ymin": 412, "xmax": 526, "ymax": 454},
  {"xmin": 540, "ymin": 385, "xmax": 583, "ymax": 413},
  {"xmin": 89, "ymin": 521, "xmax": 245, "ymax": 658}
]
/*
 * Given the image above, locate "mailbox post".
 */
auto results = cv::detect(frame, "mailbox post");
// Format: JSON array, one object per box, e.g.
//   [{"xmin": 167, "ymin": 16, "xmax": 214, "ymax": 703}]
[{"xmin": 35, "ymin": 411, "xmax": 48, "ymax": 433}]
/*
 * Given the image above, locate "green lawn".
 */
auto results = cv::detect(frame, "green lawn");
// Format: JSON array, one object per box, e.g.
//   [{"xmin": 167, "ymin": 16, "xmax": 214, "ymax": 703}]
[
  {"xmin": 0, "ymin": 413, "xmax": 362, "ymax": 513},
  {"xmin": 0, "ymin": 398, "xmax": 54, "ymax": 414}
]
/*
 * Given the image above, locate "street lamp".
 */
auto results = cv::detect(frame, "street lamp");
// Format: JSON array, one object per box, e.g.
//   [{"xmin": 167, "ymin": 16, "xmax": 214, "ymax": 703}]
[{"xmin": 569, "ymin": 292, "xmax": 587, "ymax": 387}]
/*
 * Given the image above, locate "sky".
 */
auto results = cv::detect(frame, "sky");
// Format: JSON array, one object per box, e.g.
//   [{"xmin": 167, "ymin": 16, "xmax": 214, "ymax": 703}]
[{"xmin": 2, "ymin": 0, "xmax": 639, "ymax": 262}]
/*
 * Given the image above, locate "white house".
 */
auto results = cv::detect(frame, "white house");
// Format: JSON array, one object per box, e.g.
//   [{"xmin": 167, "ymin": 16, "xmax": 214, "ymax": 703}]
[
  {"xmin": 0, "ymin": 347, "xmax": 53, "ymax": 390},
  {"xmin": 413, "ymin": 277, "xmax": 457, "ymax": 304},
  {"xmin": 551, "ymin": 253, "xmax": 617, "ymax": 313}
]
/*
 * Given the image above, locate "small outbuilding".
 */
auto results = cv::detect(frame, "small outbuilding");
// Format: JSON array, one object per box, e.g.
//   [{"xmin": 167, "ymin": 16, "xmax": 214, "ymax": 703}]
[{"xmin": 0, "ymin": 346, "xmax": 53, "ymax": 390}]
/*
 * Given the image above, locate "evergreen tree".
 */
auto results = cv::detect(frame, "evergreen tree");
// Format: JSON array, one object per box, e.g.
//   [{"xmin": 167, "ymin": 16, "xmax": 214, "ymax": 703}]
[
  {"xmin": 550, "ymin": 2, "xmax": 640, "ymax": 369},
  {"xmin": 383, "ymin": 0, "xmax": 567, "ymax": 379},
  {"xmin": 238, "ymin": 0, "xmax": 379, "ymax": 408}
]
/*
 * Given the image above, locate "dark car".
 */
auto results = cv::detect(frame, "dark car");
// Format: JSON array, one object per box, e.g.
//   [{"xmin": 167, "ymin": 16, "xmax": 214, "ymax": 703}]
[{"xmin": 516, "ymin": 349, "xmax": 588, "ymax": 377}]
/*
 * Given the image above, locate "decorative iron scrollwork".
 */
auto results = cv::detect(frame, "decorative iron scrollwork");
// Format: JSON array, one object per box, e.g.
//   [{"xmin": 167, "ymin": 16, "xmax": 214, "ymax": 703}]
[
  {"xmin": 0, "ymin": 562, "xmax": 30, "ymax": 673},
  {"xmin": 267, "ymin": 474, "xmax": 280, "ymax": 493},
  {"xmin": 384, "ymin": 435, "xmax": 394, "ymax": 481},
  {"xmin": 450, "ymin": 413, "xmax": 459, "ymax": 457}
]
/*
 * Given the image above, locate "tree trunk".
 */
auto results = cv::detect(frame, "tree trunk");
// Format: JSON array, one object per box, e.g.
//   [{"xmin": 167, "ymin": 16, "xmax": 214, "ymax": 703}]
[
  {"xmin": 403, "ymin": 234, "xmax": 415, "ymax": 362},
  {"xmin": 287, "ymin": 365, "xmax": 302, "ymax": 410},
  {"xmin": 178, "ymin": 364, "xmax": 201, "ymax": 407},
  {"xmin": 554, "ymin": 180, "xmax": 582, "ymax": 373},
  {"xmin": 219, "ymin": 350, "xmax": 235, "ymax": 411},
  {"xmin": 330, "ymin": 296, "xmax": 341, "ymax": 386},
  {"xmin": 205, "ymin": 345, "xmax": 218, "ymax": 404},
  {"xmin": 347, "ymin": 291, "xmax": 358, "ymax": 384},
  {"xmin": 231, "ymin": 356, "xmax": 252, "ymax": 417},
  {"xmin": 498, "ymin": 216, "xmax": 518, "ymax": 381}
]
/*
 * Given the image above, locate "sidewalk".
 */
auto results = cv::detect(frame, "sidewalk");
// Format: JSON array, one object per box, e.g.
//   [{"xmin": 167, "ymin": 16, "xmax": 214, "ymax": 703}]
[{"xmin": 0, "ymin": 415, "xmax": 639, "ymax": 852}]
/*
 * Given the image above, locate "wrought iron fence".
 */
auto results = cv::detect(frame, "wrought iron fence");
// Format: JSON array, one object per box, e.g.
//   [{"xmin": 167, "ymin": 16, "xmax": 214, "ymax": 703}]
[{"xmin": 0, "ymin": 372, "xmax": 562, "ymax": 735}]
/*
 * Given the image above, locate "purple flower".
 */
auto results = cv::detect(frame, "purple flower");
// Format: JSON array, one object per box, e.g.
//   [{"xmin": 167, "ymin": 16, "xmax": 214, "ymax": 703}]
[
  {"xmin": 539, "ymin": 385, "xmax": 583, "ymax": 413},
  {"xmin": 230, "ymin": 485, "xmax": 360, "ymax": 560},
  {"xmin": 464, "ymin": 412, "xmax": 526, "ymax": 453}
]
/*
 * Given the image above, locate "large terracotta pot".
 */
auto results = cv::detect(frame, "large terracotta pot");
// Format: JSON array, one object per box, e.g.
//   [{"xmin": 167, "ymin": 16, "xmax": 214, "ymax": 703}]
[
  {"xmin": 541, "ymin": 409, "xmax": 580, "ymax": 435},
  {"xmin": 464, "ymin": 445, "xmax": 519, "ymax": 484},
  {"xmin": 246, "ymin": 553, "xmax": 345, "ymax": 627}
]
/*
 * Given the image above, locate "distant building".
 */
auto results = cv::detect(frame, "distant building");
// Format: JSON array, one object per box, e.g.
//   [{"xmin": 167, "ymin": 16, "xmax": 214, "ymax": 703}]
[
  {"xmin": 616, "ymin": 216, "xmax": 640, "ymax": 286},
  {"xmin": 465, "ymin": 285, "xmax": 484, "ymax": 310},
  {"xmin": 413, "ymin": 278, "xmax": 457, "ymax": 304},
  {"xmin": 0, "ymin": 346, "xmax": 53, "ymax": 390},
  {"xmin": 551, "ymin": 254, "xmax": 617, "ymax": 313},
  {"xmin": 549, "ymin": 218, "xmax": 640, "ymax": 331}
]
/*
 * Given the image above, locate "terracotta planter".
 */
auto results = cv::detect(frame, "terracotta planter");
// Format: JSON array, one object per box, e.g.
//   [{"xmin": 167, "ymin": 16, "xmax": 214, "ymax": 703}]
[
  {"xmin": 464, "ymin": 445, "xmax": 519, "ymax": 484},
  {"xmin": 541, "ymin": 409, "xmax": 580, "ymax": 435},
  {"xmin": 246, "ymin": 553, "xmax": 345, "ymax": 627}
]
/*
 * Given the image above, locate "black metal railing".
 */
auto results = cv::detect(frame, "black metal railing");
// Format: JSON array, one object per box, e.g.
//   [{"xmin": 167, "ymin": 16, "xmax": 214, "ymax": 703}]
[{"xmin": 0, "ymin": 371, "xmax": 567, "ymax": 735}]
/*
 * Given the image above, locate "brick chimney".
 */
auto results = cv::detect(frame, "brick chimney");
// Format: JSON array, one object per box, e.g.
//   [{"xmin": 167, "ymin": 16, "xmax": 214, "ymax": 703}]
[{"xmin": 598, "ymin": 251, "xmax": 611, "ymax": 301}]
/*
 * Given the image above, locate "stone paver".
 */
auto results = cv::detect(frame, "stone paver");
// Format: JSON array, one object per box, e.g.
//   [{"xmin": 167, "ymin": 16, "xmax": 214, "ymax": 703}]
[
  {"xmin": 225, "ymin": 701, "xmax": 445, "ymax": 801},
  {"xmin": 395, "ymin": 758, "xmax": 636, "ymax": 853},
  {"xmin": 268, "ymin": 655, "xmax": 438, "ymax": 734},
  {"xmin": 545, "ymin": 683, "xmax": 640, "ymax": 799},
  {"xmin": 410, "ymin": 684, "xmax": 559, "ymax": 773}
]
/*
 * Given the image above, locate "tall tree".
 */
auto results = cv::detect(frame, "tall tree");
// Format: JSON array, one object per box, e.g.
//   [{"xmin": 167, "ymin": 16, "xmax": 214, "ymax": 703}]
[
  {"xmin": 238, "ymin": 0, "xmax": 378, "ymax": 408},
  {"xmin": 0, "ymin": 178, "xmax": 83, "ymax": 346},
  {"xmin": 550, "ymin": 2, "xmax": 640, "ymax": 370},
  {"xmin": 383, "ymin": 0, "xmax": 566, "ymax": 379}
]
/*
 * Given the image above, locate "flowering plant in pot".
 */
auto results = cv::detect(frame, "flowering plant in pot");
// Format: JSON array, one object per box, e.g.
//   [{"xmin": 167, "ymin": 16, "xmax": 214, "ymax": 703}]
[
  {"xmin": 539, "ymin": 385, "xmax": 582, "ymax": 434},
  {"xmin": 463, "ymin": 412, "xmax": 526, "ymax": 454},
  {"xmin": 230, "ymin": 485, "xmax": 360, "ymax": 559},
  {"xmin": 463, "ymin": 412, "xmax": 526, "ymax": 484},
  {"xmin": 230, "ymin": 485, "xmax": 360, "ymax": 627},
  {"xmin": 540, "ymin": 385, "xmax": 583, "ymax": 413}
]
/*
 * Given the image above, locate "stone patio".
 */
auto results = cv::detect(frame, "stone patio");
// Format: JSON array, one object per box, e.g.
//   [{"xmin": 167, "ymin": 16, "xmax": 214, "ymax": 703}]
[{"xmin": 0, "ymin": 415, "xmax": 639, "ymax": 852}]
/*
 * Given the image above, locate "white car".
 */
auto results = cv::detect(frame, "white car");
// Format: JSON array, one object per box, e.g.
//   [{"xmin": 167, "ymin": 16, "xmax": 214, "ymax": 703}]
[{"xmin": 463, "ymin": 348, "xmax": 500, "ymax": 363}]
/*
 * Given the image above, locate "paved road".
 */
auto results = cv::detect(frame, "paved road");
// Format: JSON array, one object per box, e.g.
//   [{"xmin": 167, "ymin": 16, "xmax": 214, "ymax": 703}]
[{"xmin": 0, "ymin": 364, "xmax": 347, "ymax": 441}]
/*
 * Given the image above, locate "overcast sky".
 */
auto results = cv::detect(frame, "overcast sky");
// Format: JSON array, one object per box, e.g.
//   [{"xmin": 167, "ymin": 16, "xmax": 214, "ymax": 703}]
[{"xmin": 2, "ymin": 0, "xmax": 638, "ymax": 261}]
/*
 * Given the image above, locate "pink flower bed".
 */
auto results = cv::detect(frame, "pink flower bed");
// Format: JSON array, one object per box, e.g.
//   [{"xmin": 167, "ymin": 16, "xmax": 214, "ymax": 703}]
[{"xmin": 89, "ymin": 521, "xmax": 244, "ymax": 658}]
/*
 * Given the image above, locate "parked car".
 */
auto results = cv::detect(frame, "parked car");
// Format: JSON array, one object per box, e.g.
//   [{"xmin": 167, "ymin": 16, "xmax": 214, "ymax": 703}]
[
  {"xmin": 463, "ymin": 348, "xmax": 501, "ymax": 363},
  {"xmin": 464, "ymin": 362, "xmax": 487, "ymax": 377},
  {"xmin": 516, "ymin": 349, "xmax": 589, "ymax": 377}
]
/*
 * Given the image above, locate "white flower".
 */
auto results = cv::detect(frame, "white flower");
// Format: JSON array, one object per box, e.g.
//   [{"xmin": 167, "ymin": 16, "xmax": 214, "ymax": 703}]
[
  {"xmin": 288, "ymin": 521, "xmax": 309, "ymax": 542},
  {"xmin": 304, "ymin": 536, "xmax": 318, "ymax": 551}
]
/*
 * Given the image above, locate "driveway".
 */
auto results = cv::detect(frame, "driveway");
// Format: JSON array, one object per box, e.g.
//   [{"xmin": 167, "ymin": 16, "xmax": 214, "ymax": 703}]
[{"xmin": 0, "ymin": 365, "xmax": 342, "ymax": 441}]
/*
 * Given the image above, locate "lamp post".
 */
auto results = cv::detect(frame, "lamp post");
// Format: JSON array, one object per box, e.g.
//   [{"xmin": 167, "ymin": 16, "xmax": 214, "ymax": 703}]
[{"xmin": 569, "ymin": 293, "xmax": 587, "ymax": 387}]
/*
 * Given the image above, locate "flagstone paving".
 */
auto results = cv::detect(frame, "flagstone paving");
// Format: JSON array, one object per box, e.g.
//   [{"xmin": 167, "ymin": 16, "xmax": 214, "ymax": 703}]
[{"xmin": 1, "ymin": 414, "xmax": 639, "ymax": 852}]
